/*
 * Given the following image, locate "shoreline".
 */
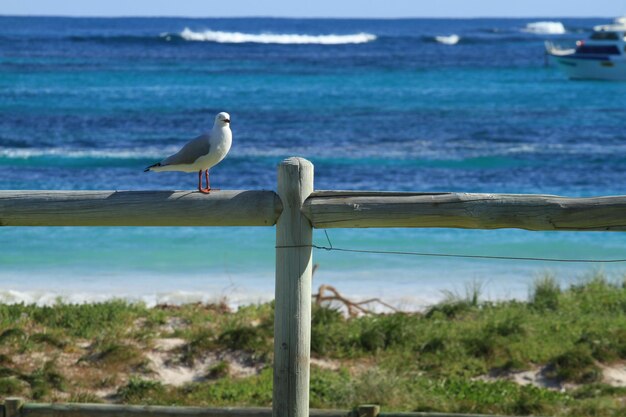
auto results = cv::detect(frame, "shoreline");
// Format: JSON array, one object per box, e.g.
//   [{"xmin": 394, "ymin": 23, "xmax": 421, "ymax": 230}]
[{"xmin": 1, "ymin": 267, "xmax": 624, "ymax": 311}]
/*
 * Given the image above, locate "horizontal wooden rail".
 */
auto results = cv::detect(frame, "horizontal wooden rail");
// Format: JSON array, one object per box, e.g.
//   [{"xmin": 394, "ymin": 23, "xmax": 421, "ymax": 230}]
[
  {"xmin": 8, "ymin": 403, "xmax": 349, "ymax": 417},
  {"xmin": 0, "ymin": 191, "xmax": 282, "ymax": 227},
  {"xmin": 304, "ymin": 191, "xmax": 626, "ymax": 231},
  {"xmin": 3, "ymin": 189, "xmax": 626, "ymax": 231},
  {"xmin": 0, "ymin": 401, "xmax": 527, "ymax": 417}
]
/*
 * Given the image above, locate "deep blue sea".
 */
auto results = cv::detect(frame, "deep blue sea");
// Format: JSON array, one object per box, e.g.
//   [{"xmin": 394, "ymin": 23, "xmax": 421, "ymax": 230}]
[{"xmin": 1, "ymin": 16, "xmax": 626, "ymax": 308}]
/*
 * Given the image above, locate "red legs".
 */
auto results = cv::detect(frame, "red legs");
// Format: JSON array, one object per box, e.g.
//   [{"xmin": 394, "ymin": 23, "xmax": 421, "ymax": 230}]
[
  {"xmin": 197, "ymin": 169, "xmax": 220, "ymax": 194},
  {"xmin": 198, "ymin": 169, "xmax": 211, "ymax": 194}
]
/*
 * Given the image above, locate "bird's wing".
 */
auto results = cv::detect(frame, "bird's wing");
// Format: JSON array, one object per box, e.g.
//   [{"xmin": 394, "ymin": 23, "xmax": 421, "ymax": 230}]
[{"xmin": 162, "ymin": 133, "xmax": 211, "ymax": 166}]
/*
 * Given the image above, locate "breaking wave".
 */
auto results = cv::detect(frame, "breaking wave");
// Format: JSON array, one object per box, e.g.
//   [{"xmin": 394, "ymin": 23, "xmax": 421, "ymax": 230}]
[
  {"xmin": 174, "ymin": 27, "xmax": 377, "ymax": 44},
  {"xmin": 0, "ymin": 288, "xmax": 272, "ymax": 308},
  {"xmin": 434, "ymin": 34, "xmax": 460, "ymax": 45},
  {"xmin": 522, "ymin": 21, "xmax": 566, "ymax": 35},
  {"xmin": 0, "ymin": 147, "xmax": 175, "ymax": 160}
]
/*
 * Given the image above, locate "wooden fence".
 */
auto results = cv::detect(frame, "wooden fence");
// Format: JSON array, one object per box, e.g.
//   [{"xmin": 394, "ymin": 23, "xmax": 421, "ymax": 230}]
[
  {"xmin": 0, "ymin": 399, "xmax": 524, "ymax": 417},
  {"xmin": 2, "ymin": 156, "xmax": 625, "ymax": 417}
]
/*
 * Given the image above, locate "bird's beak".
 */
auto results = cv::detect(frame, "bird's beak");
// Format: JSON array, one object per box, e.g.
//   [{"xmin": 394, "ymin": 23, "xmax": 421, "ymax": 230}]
[{"xmin": 224, "ymin": 119, "xmax": 230, "ymax": 124}]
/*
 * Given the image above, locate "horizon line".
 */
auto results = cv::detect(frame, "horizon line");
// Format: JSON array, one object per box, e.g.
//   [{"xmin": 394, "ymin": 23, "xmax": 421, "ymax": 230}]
[{"xmin": 0, "ymin": 13, "xmax": 617, "ymax": 20}]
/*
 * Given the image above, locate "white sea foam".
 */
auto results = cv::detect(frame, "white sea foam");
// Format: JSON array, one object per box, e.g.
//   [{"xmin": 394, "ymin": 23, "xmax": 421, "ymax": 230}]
[
  {"xmin": 435, "ymin": 34, "xmax": 460, "ymax": 45},
  {"xmin": 0, "ymin": 289, "xmax": 271, "ymax": 309},
  {"xmin": 0, "ymin": 146, "xmax": 180, "ymax": 160},
  {"xmin": 0, "ymin": 248, "xmax": 615, "ymax": 312},
  {"xmin": 0, "ymin": 267, "xmax": 558, "ymax": 312},
  {"xmin": 522, "ymin": 21, "xmax": 566, "ymax": 35},
  {"xmin": 177, "ymin": 28, "xmax": 376, "ymax": 44},
  {"xmin": 0, "ymin": 286, "xmax": 444, "ymax": 312},
  {"xmin": 3, "ymin": 139, "xmax": 626, "ymax": 164}
]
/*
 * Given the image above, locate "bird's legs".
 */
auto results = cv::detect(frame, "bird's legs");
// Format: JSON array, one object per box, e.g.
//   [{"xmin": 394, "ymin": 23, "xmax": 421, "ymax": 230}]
[{"xmin": 198, "ymin": 169, "xmax": 211, "ymax": 194}]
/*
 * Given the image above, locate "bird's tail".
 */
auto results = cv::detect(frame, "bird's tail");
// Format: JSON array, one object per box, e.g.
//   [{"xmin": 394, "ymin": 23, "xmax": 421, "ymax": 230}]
[{"xmin": 144, "ymin": 162, "xmax": 161, "ymax": 172}]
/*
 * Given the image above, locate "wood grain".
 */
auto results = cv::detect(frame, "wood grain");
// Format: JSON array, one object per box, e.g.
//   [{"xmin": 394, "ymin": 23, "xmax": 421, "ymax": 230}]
[
  {"xmin": 303, "ymin": 191, "xmax": 626, "ymax": 231},
  {"xmin": 273, "ymin": 158, "xmax": 314, "ymax": 417},
  {"xmin": 14, "ymin": 402, "xmax": 523, "ymax": 417},
  {"xmin": 4, "ymin": 398, "xmax": 23, "ymax": 417},
  {"xmin": 0, "ymin": 190, "xmax": 281, "ymax": 227},
  {"xmin": 19, "ymin": 404, "xmax": 352, "ymax": 417}
]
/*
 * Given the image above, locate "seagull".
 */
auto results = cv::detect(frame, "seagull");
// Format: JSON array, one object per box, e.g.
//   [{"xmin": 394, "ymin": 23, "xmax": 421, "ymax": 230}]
[{"xmin": 144, "ymin": 112, "xmax": 232, "ymax": 194}]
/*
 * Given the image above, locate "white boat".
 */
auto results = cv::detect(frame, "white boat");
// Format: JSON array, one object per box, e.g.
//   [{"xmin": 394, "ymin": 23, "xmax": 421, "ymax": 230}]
[{"xmin": 545, "ymin": 17, "xmax": 626, "ymax": 80}]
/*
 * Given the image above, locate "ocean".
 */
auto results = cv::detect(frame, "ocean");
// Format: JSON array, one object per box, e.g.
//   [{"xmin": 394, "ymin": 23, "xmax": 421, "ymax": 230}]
[{"xmin": 1, "ymin": 16, "xmax": 626, "ymax": 308}]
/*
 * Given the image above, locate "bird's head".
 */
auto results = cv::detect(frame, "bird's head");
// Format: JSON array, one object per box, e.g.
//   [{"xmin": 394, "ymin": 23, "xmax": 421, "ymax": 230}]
[{"xmin": 215, "ymin": 112, "xmax": 231, "ymax": 127}]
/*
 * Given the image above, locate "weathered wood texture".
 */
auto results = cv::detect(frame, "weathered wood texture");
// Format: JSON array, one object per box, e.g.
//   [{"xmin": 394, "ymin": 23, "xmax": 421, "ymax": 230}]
[
  {"xmin": 357, "ymin": 405, "xmax": 380, "ymax": 417},
  {"xmin": 304, "ymin": 191, "xmax": 626, "ymax": 231},
  {"xmin": 274, "ymin": 158, "xmax": 314, "ymax": 417},
  {"xmin": 20, "ymin": 404, "xmax": 270, "ymax": 417},
  {"xmin": 12, "ymin": 403, "xmax": 528, "ymax": 417},
  {"xmin": 4, "ymin": 399, "xmax": 23, "ymax": 417},
  {"xmin": 3, "ymin": 189, "xmax": 626, "ymax": 231},
  {"xmin": 0, "ymin": 191, "xmax": 281, "ymax": 226},
  {"xmin": 18, "ymin": 404, "xmax": 351, "ymax": 417}
]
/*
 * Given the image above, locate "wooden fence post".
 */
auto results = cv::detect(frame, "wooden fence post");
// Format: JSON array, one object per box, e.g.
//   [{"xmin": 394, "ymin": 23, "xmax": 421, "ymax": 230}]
[
  {"xmin": 357, "ymin": 405, "xmax": 380, "ymax": 417},
  {"xmin": 4, "ymin": 398, "xmax": 23, "ymax": 417},
  {"xmin": 273, "ymin": 157, "xmax": 314, "ymax": 417}
]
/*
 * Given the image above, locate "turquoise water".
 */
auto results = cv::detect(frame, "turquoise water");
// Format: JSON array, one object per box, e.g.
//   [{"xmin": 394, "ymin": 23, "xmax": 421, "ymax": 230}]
[{"xmin": 1, "ymin": 16, "xmax": 626, "ymax": 307}]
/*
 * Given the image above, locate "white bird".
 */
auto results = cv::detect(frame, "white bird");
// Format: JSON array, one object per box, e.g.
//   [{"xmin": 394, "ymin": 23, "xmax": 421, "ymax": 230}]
[{"xmin": 145, "ymin": 112, "xmax": 232, "ymax": 194}]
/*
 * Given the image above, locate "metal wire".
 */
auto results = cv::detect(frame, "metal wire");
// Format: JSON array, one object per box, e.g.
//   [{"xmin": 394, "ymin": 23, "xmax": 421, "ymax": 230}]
[{"xmin": 275, "ymin": 230, "xmax": 626, "ymax": 263}]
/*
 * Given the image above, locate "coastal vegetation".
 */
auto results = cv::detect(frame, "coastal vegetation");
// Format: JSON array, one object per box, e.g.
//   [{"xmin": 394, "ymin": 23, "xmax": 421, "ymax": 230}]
[{"xmin": 2, "ymin": 273, "xmax": 626, "ymax": 416}]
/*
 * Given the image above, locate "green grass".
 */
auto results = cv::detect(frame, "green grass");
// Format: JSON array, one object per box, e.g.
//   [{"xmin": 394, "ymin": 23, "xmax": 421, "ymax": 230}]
[
  {"xmin": 3, "ymin": 275, "xmax": 626, "ymax": 415},
  {"xmin": 0, "ymin": 376, "xmax": 26, "ymax": 396},
  {"xmin": 530, "ymin": 275, "xmax": 561, "ymax": 311},
  {"xmin": 22, "ymin": 360, "xmax": 67, "ymax": 399},
  {"xmin": 546, "ymin": 345, "xmax": 601, "ymax": 383},
  {"xmin": 180, "ymin": 329, "xmax": 216, "ymax": 366},
  {"xmin": 206, "ymin": 361, "xmax": 230, "ymax": 379},
  {"xmin": 118, "ymin": 378, "xmax": 165, "ymax": 403},
  {"xmin": 86, "ymin": 341, "xmax": 149, "ymax": 372}
]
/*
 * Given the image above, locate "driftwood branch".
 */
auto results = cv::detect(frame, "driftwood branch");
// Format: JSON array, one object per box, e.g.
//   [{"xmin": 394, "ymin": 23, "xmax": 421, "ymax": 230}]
[
  {"xmin": 311, "ymin": 265, "xmax": 398, "ymax": 317},
  {"xmin": 313, "ymin": 283, "xmax": 398, "ymax": 317}
]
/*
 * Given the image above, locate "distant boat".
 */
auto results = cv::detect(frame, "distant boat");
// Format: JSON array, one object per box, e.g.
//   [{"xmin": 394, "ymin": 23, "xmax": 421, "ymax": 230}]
[
  {"xmin": 435, "ymin": 34, "xmax": 460, "ymax": 45},
  {"xmin": 545, "ymin": 17, "xmax": 626, "ymax": 80}
]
